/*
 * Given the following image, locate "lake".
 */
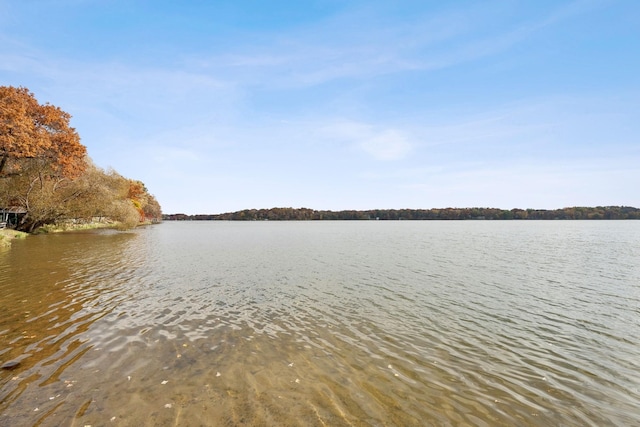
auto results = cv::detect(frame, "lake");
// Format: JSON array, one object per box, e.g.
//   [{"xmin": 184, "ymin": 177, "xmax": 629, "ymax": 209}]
[{"xmin": 1, "ymin": 221, "xmax": 639, "ymax": 426}]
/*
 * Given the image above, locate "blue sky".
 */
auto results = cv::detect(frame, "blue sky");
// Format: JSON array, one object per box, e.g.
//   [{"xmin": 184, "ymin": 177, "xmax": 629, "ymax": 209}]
[{"xmin": 1, "ymin": 0, "xmax": 638, "ymax": 214}]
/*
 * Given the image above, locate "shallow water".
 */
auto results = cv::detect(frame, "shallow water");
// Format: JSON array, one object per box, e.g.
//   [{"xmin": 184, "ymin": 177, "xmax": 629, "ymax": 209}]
[{"xmin": 1, "ymin": 221, "xmax": 639, "ymax": 426}]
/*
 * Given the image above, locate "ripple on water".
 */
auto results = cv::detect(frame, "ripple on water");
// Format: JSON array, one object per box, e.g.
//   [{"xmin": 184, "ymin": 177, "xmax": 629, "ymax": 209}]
[{"xmin": 1, "ymin": 222, "xmax": 640, "ymax": 426}]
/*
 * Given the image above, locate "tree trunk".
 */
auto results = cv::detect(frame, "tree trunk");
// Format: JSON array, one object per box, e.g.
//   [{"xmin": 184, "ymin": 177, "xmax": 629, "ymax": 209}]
[{"xmin": 0, "ymin": 154, "xmax": 7, "ymax": 175}]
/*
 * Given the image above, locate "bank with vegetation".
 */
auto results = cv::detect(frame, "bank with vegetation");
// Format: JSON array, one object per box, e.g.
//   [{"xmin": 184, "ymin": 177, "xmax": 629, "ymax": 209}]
[
  {"xmin": 0, "ymin": 228, "xmax": 27, "ymax": 248},
  {"xmin": 1, "ymin": 86, "xmax": 162, "ymax": 233},
  {"xmin": 164, "ymin": 206, "xmax": 640, "ymax": 221}
]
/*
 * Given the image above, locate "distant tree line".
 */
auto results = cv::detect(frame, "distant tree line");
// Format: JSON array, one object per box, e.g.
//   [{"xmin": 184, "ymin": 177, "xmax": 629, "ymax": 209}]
[
  {"xmin": 1, "ymin": 86, "xmax": 162, "ymax": 232},
  {"xmin": 164, "ymin": 206, "xmax": 640, "ymax": 221}
]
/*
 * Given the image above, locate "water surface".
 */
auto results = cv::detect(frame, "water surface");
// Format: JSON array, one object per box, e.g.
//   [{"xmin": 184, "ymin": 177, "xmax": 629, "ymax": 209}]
[{"xmin": 1, "ymin": 221, "xmax": 639, "ymax": 426}]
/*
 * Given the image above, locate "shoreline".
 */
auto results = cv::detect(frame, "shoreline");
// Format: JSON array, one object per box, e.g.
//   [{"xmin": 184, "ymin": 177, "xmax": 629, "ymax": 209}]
[
  {"xmin": 0, "ymin": 228, "xmax": 28, "ymax": 247},
  {"xmin": 1, "ymin": 220, "xmax": 158, "ymax": 247},
  {"xmin": 35, "ymin": 221, "xmax": 117, "ymax": 234}
]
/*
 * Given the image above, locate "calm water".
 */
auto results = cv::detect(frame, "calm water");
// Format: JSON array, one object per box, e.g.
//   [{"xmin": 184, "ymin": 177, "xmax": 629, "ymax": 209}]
[{"xmin": 1, "ymin": 221, "xmax": 639, "ymax": 426}]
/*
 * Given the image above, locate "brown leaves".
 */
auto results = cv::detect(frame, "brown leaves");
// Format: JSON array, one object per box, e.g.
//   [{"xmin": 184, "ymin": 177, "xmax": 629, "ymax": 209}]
[
  {"xmin": 0, "ymin": 86, "xmax": 86, "ymax": 178},
  {"xmin": 1, "ymin": 87, "xmax": 162, "ymax": 231}
]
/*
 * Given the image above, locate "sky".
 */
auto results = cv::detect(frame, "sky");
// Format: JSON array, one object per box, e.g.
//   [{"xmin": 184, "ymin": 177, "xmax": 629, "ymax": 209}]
[{"xmin": 1, "ymin": 0, "xmax": 638, "ymax": 214}]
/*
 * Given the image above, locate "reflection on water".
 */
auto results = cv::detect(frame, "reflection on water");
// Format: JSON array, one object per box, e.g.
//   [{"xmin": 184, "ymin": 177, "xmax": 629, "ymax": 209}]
[
  {"xmin": 0, "ymin": 230, "xmax": 140, "ymax": 423},
  {"xmin": 1, "ymin": 221, "xmax": 639, "ymax": 426}
]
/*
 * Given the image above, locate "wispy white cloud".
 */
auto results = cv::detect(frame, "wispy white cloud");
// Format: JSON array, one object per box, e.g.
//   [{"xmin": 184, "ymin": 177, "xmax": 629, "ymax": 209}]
[
  {"xmin": 175, "ymin": 6, "xmax": 472, "ymax": 86},
  {"xmin": 179, "ymin": 0, "xmax": 607, "ymax": 90},
  {"xmin": 358, "ymin": 130, "xmax": 412, "ymax": 161},
  {"xmin": 398, "ymin": 156, "xmax": 638, "ymax": 209},
  {"xmin": 321, "ymin": 120, "xmax": 412, "ymax": 161}
]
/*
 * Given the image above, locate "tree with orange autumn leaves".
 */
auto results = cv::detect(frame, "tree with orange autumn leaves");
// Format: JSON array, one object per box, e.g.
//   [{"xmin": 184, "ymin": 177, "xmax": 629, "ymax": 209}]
[
  {"xmin": 0, "ymin": 86, "xmax": 161, "ymax": 232},
  {"xmin": 127, "ymin": 179, "xmax": 162, "ymax": 223},
  {"xmin": 0, "ymin": 86, "xmax": 86, "ymax": 179}
]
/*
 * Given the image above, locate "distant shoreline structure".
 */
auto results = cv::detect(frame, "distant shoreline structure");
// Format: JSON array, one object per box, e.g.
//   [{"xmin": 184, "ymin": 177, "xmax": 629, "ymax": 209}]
[{"xmin": 163, "ymin": 206, "xmax": 640, "ymax": 221}]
